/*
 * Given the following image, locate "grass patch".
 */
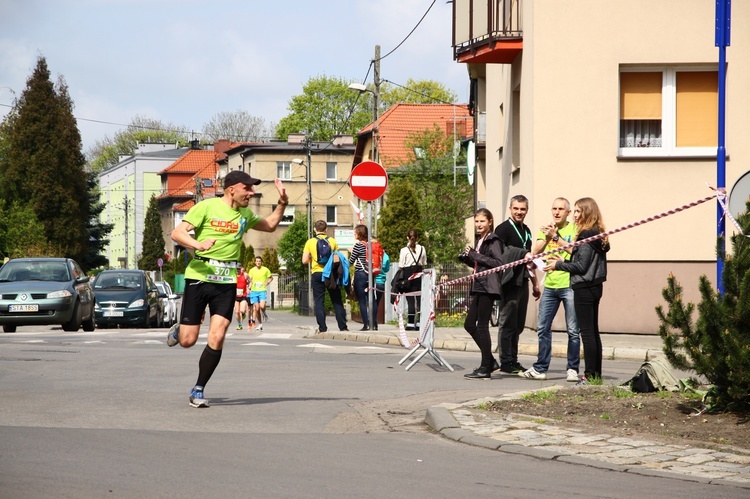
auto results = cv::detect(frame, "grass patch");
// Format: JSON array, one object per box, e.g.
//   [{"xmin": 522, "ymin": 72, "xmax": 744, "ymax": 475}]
[
  {"xmin": 520, "ymin": 390, "xmax": 559, "ymax": 403},
  {"xmin": 600, "ymin": 413, "xmax": 610, "ymax": 420},
  {"xmin": 476, "ymin": 401, "xmax": 489, "ymax": 410},
  {"xmin": 612, "ymin": 386, "xmax": 636, "ymax": 398}
]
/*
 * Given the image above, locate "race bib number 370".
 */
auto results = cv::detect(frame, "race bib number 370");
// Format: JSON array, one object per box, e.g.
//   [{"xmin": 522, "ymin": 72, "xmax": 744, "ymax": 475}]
[{"xmin": 205, "ymin": 260, "xmax": 237, "ymax": 283}]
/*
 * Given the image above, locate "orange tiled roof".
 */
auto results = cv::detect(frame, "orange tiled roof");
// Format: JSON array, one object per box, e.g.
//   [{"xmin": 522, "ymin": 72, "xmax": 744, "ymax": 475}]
[
  {"xmin": 158, "ymin": 149, "xmax": 217, "ymax": 175},
  {"xmin": 357, "ymin": 103, "xmax": 474, "ymax": 168}
]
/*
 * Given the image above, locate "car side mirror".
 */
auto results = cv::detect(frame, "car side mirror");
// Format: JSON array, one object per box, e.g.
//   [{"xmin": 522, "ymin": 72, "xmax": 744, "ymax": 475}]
[
  {"xmin": 77, "ymin": 276, "xmax": 90, "ymax": 283},
  {"xmin": 158, "ymin": 292, "xmax": 168, "ymax": 299}
]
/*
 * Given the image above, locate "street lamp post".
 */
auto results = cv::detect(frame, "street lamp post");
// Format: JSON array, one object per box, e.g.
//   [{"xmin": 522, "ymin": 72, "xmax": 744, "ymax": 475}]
[
  {"xmin": 348, "ymin": 45, "xmax": 382, "ymax": 330},
  {"xmin": 293, "ymin": 156, "xmax": 314, "ymax": 315}
]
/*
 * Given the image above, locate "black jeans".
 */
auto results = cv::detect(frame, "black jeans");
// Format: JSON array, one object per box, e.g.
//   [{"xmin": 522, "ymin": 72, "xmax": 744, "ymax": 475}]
[
  {"xmin": 406, "ymin": 296, "xmax": 419, "ymax": 329},
  {"xmin": 574, "ymin": 284, "xmax": 603, "ymax": 380},
  {"xmin": 498, "ymin": 281, "xmax": 529, "ymax": 366},
  {"xmin": 311, "ymin": 273, "xmax": 347, "ymax": 332},
  {"xmin": 373, "ymin": 282, "xmax": 385, "ymax": 328},
  {"xmin": 464, "ymin": 293, "xmax": 495, "ymax": 369}
]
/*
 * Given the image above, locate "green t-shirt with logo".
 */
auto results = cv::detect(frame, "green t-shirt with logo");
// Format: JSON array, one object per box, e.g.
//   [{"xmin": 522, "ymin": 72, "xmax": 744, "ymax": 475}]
[
  {"xmin": 537, "ymin": 222, "xmax": 577, "ymax": 289},
  {"xmin": 183, "ymin": 198, "xmax": 261, "ymax": 283},
  {"xmin": 248, "ymin": 266, "xmax": 272, "ymax": 291}
]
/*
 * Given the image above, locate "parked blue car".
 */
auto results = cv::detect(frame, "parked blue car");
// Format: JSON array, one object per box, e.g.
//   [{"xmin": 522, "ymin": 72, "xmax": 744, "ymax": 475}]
[{"xmin": 94, "ymin": 270, "xmax": 164, "ymax": 328}]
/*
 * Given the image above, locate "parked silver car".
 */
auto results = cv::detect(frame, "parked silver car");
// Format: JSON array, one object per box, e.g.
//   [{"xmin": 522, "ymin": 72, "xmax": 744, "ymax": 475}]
[
  {"xmin": 0, "ymin": 257, "xmax": 96, "ymax": 333},
  {"xmin": 155, "ymin": 281, "xmax": 179, "ymax": 327}
]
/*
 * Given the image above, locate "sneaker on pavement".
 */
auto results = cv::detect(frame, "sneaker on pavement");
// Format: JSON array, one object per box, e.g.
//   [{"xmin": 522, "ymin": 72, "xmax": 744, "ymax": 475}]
[
  {"xmin": 189, "ymin": 387, "xmax": 209, "ymax": 408},
  {"xmin": 167, "ymin": 323, "xmax": 180, "ymax": 347},
  {"xmin": 499, "ymin": 363, "xmax": 519, "ymax": 374},
  {"xmin": 566, "ymin": 369, "xmax": 579, "ymax": 382},
  {"xmin": 519, "ymin": 367, "xmax": 547, "ymax": 380},
  {"xmin": 576, "ymin": 376, "xmax": 589, "ymax": 386},
  {"xmin": 257, "ymin": 324, "xmax": 263, "ymax": 331},
  {"xmin": 236, "ymin": 324, "xmax": 242, "ymax": 330}
]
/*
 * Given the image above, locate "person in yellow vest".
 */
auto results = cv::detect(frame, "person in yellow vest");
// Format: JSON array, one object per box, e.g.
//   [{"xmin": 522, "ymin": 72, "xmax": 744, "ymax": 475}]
[{"xmin": 247, "ymin": 256, "xmax": 272, "ymax": 331}]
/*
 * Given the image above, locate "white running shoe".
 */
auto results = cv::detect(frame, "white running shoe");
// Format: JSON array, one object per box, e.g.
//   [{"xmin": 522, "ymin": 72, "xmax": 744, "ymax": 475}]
[
  {"xmin": 167, "ymin": 323, "xmax": 180, "ymax": 347},
  {"xmin": 257, "ymin": 324, "xmax": 263, "ymax": 331},
  {"xmin": 519, "ymin": 367, "xmax": 547, "ymax": 380},
  {"xmin": 567, "ymin": 369, "xmax": 579, "ymax": 382}
]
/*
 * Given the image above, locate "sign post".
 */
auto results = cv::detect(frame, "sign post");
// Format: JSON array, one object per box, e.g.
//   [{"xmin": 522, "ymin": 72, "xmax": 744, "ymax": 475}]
[
  {"xmin": 349, "ymin": 161, "xmax": 388, "ymax": 330},
  {"xmin": 157, "ymin": 258, "xmax": 163, "ymax": 282}
]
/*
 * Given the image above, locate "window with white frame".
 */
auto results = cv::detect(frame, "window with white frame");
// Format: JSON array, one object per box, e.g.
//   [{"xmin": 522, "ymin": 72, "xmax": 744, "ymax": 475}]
[
  {"xmin": 276, "ymin": 161, "xmax": 292, "ymax": 180},
  {"xmin": 277, "ymin": 205, "xmax": 295, "ymax": 224},
  {"xmin": 326, "ymin": 206, "xmax": 337, "ymax": 225},
  {"xmin": 619, "ymin": 67, "xmax": 718, "ymax": 158},
  {"xmin": 326, "ymin": 162, "xmax": 337, "ymax": 180}
]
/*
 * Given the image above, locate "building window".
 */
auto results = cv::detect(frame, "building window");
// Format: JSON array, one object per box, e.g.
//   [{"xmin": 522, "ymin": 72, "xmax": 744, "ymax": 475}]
[
  {"xmin": 276, "ymin": 161, "xmax": 292, "ymax": 180},
  {"xmin": 277, "ymin": 205, "xmax": 295, "ymax": 225},
  {"xmin": 326, "ymin": 162, "xmax": 337, "ymax": 180},
  {"xmin": 326, "ymin": 206, "xmax": 337, "ymax": 225},
  {"xmin": 619, "ymin": 67, "xmax": 718, "ymax": 158}
]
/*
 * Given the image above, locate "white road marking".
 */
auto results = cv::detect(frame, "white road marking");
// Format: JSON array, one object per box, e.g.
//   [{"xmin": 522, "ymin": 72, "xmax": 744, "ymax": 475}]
[
  {"xmin": 297, "ymin": 343, "xmax": 334, "ymax": 349},
  {"xmin": 241, "ymin": 342, "xmax": 279, "ymax": 347}
]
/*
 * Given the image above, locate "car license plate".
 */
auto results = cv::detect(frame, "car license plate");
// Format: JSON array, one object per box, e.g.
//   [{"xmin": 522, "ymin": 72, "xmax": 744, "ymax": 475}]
[
  {"xmin": 9, "ymin": 304, "xmax": 39, "ymax": 312},
  {"xmin": 103, "ymin": 311, "xmax": 124, "ymax": 317}
]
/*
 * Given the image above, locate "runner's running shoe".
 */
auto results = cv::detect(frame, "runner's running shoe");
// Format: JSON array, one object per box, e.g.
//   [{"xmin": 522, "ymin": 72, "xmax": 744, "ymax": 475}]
[
  {"xmin": 189, "ymin": 387, "xmax": 209, "ymax": 408},
  {"xmin": 167, "ymin": 323, "xmax": 180, "ymax": 347}
]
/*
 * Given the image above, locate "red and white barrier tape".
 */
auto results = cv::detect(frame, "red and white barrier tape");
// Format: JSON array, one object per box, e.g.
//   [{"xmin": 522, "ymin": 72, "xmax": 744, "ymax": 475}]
[{"xmin": 391, "ymin": 188, "xmax": 736, "ymax": 349}]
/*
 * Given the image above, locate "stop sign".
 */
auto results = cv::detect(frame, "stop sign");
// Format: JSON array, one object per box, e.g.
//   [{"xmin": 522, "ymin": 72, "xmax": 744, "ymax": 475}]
[{"xmin": 349, "ymin": 161, "xmax": 388, "ymax": 201}]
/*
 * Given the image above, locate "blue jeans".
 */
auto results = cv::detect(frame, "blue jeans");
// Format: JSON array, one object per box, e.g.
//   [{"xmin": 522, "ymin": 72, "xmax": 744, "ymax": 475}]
[
  {"xmin": 532, "ymin": 287, "xmax": 579, "ymax": 373},
  {"xmin": 353, "ymin": 271, "xmax": 370, "ymax": 326}
]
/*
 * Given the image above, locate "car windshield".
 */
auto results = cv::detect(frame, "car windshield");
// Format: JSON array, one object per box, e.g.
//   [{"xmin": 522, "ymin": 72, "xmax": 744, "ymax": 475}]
[
  {"xmin": 94, "ymin": 273, "xmax": 142, "ymax": 290},
  {"xmin": 0, "ymin": 261, "xmax": 70, "ymax": 282}
]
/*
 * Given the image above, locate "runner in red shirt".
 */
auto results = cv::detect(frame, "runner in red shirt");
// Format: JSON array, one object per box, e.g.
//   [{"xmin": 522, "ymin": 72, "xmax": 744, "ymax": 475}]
[{"xmin": 234, "ymin": 266, "xmax": 249, "ymax": 329}]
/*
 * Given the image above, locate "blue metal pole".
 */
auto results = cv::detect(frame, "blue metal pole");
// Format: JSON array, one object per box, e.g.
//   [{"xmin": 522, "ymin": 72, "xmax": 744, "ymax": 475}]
[{"xmin": 715, "ymin": 0, "xmax": 730, "ymax": 294}]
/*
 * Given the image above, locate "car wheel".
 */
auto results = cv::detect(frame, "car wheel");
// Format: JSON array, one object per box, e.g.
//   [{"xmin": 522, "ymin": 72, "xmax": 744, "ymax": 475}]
[
  {"xmin": 3, "ymin": 325, "xmax": 17, "ymax": 333},
  {"xmin": 62, "ymin": 301, "xmax": 82, "ymax": 332},
  {"xmin": 82, "ymin": 308, "xmax": 96, "ymax": 332}
]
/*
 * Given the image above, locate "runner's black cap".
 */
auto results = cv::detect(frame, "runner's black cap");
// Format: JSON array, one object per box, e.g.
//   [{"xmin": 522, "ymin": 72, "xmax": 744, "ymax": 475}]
[{"xmin": 224, "ymin": 170, "xmax": 261, "ymax": 188}]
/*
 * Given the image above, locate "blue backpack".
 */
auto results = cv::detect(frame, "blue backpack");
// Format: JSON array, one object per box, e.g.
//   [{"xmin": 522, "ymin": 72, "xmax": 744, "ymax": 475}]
[{"xmin": 316, "ymin": 236, "xmax": 332, "ymax": 264}]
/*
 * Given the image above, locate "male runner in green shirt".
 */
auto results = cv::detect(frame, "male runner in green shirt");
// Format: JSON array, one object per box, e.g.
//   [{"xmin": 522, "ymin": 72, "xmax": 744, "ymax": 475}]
[{"xmin": 167, "ymin": 170, "xmax": 288, "ymax": 408}]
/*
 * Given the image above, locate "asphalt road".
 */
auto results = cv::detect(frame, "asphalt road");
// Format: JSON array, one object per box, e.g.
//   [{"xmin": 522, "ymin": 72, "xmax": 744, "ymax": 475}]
[{"xmin": 1, "ymin": 316, "xmax": 744, "ymax": 498}]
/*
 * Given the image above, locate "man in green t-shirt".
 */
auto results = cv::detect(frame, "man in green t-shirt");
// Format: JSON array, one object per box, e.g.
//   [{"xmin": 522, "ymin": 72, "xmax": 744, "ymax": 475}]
[
  {"xmin": 247, "ymin": 256, "xmax": 272, "ymax": 331},
  {"xmin": 167, "ymin": 170, "xmax": 288, "ymax": 408},
  {"xmin": 519, "ymin": 197, "xmax": 581, "ymax": 382}
]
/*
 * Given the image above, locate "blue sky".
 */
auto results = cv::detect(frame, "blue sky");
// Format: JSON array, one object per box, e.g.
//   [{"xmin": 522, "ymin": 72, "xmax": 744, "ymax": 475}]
[{"xmin": 0, "ymin": 0, "xmax": 469, "ymax": 152}]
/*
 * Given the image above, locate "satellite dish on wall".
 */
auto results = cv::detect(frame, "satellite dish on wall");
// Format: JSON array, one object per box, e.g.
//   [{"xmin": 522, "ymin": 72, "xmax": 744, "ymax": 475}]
[{"xmin": 729, "ymin": 170, "xmax": 750, "ymax": 219}]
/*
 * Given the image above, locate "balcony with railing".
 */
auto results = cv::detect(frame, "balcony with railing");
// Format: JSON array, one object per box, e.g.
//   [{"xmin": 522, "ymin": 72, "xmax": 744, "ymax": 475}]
[{"xmin": 453, "ymin": 0, "xmax": 523, "ymax": 64}]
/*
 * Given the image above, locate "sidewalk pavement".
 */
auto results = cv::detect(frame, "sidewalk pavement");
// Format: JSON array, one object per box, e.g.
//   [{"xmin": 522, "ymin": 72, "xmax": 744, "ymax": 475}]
[
  {"xmin": 312, "ymin": 321, "xmax": 663, "ymax": 363},
  {"xmin": 288, "ymin": 313, "xmax": 749, "ymax": 489}
]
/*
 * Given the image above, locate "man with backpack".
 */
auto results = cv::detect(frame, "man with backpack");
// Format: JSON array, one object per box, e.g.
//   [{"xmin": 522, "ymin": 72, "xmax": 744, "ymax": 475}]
[{"xmin": 302, "ymin": 220, "xmax": 348, "ymax": 332}]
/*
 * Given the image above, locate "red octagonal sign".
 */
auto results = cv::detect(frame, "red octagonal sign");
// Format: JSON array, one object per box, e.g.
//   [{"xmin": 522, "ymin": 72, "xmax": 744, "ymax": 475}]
[{"xmin": 349, "ymin": 161, "xmax": 388, "ymax": 201}]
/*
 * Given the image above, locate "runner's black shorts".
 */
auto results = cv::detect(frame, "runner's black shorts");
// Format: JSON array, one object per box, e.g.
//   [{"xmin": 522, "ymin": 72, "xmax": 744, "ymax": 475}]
[{"xmin": 179, "ymin": 279, "xmax": 236, "ymax": 325}]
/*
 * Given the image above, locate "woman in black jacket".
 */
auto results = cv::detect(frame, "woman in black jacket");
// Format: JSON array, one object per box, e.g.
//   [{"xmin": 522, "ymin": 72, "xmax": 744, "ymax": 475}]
[
  {"xmin": 546, "ymin": 197, "xmax": 610, "ymax": 383},
  {"xmin": 460, "ymin": 208, "xmax": 529, "ymax": 379}
]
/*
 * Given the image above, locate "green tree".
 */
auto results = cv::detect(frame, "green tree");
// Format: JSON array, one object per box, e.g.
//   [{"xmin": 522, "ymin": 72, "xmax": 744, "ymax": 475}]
[
  {"xmin": 81, "ymin": 170, "xmax": 113, "ymax": 270},
  {"xmin": 261, "ymin": 247, "xmax": 281, "ymax": 274},
  {"xmin": 398, "ymin": 126, "xmax": 473, "ymax": 262},
  {"xmin": 377, "ymin": 179, "xmax": 423, "ymax": 261},
  {"xmin": 656, "ymin": 203, "xmax": 750, "ymax": 411},
  {"xmin": 138, "ymin": 195, "xmax": 165, "ymax": 270},
  {"xmin": 238, "ymin": 242, "xmax": 255, "ymax": 270},
  {"xmin": 275, "ymin": 75, "xmax": 372, "ymax": 142},
  {"xmin": 0, "ymin": 202, "xmax": 57, "ymax": 258},
  {"xmin": 277, "ymin": 212, "xmax": 308, "ymax": 276},
  {"xmin": 86, "ymin": 115, "xmax": 190, "ymax": 172},
  {"xmin": 202, "ymin": 110, "xmax": 274, "ymax": 143},
  {"xmin": 379, "ymin": 78, "xmax": 458, "ymax": 109},
  {"xmin": 0, "ymin": 57, "xmax": 90, "ymax": 263}
]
